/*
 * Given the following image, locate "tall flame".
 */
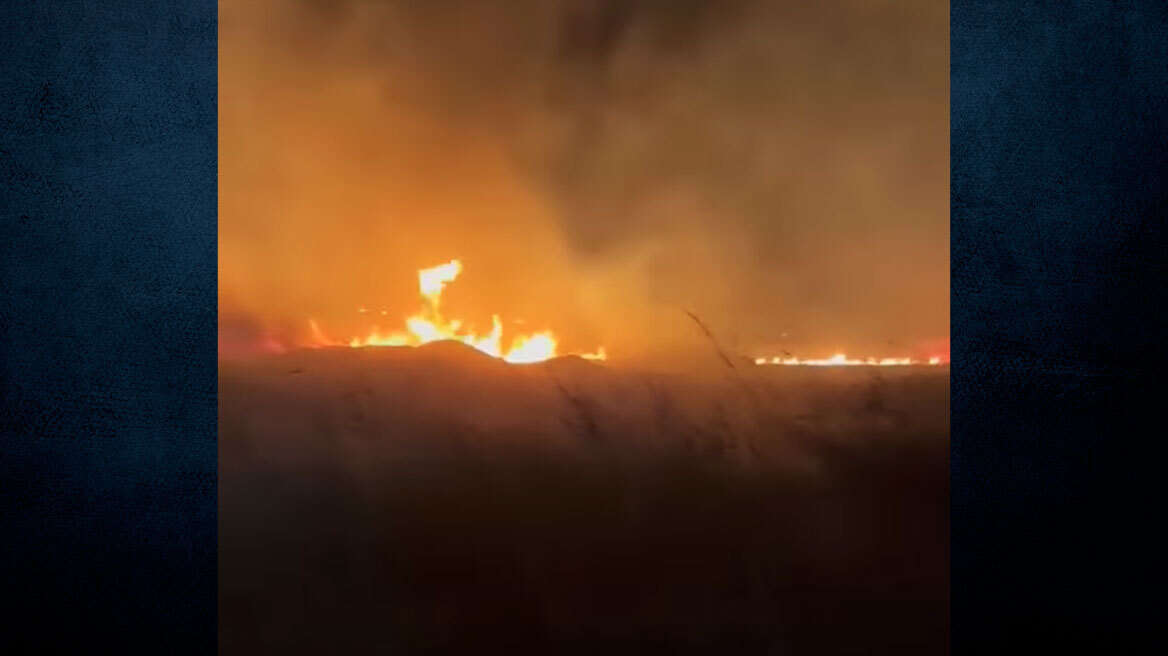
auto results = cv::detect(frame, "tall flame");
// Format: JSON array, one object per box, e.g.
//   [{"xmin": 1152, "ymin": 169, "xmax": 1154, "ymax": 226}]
[
  {"xmin": 309, "ymin": 259, "xmax": 605, "ymax": 364},
  {"xmin": 418, "ymin": 259, "xmax": 462, "ymax": 307}
]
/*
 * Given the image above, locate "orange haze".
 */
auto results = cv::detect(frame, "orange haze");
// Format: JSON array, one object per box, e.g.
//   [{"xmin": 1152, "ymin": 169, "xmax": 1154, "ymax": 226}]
[{"xmin": 219, "ymin": 1, "xmax": 949, "ymax": 362}]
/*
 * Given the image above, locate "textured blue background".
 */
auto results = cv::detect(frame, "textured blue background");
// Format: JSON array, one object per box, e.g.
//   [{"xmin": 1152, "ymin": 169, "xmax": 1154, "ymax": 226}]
[
  {"xmin": 953, "ymin": 0, "xmax": 1168, "ymax": 650},
  {"xmin": 3, "ymin": 0, "xmax": 1167, "ymax": 652},
  {"xmin": 1, "ymin": 2, "xmax": 216, "ymax": 652}
]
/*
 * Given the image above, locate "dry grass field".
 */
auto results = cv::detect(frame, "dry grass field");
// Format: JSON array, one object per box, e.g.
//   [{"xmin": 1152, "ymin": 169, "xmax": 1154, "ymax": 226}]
[{"xmin": 220, "ymin": 344, "xmax": 949, "ymax": 655}]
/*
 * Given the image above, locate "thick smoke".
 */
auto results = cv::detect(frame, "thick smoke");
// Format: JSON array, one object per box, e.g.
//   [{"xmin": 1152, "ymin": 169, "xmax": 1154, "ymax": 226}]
[{"xmin": 219, "ymin": 0, "xmax": 948, "ymax": 359}]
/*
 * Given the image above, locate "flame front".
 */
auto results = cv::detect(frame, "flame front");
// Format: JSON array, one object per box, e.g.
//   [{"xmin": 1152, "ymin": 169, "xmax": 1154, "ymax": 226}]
[
  {"xmin": 752, "ymin": 352, "xmax": 948, "ymax": 367},
  {"xmin": 310, "ymin": 260, "xmax": 604, "ymax": 364}
]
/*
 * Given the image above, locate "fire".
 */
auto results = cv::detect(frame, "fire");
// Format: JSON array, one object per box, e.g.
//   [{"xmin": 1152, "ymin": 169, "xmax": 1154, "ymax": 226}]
[
  {"xmin": 580, "ymin": 347, "xmax": 608, "ymax": 362},
  {"xmin": 309, "ymin": 259, "xmax": 605, "ymax": 364},
  {"xmin": 753, "ymin": 352, "xmax": 948, "ymax": 367}
]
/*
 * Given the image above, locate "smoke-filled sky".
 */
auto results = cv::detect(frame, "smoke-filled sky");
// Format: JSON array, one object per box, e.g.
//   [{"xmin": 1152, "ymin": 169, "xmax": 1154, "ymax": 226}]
[{"xmin": 220, "ymin": 0, "xmax": 948, "ymax": 359}]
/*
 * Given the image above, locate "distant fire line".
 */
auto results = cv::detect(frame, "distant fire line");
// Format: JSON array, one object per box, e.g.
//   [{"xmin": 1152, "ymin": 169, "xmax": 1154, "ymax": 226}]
[{"xmin": 754, "ymin": 353, "xmax": 947, "ymax": 367}]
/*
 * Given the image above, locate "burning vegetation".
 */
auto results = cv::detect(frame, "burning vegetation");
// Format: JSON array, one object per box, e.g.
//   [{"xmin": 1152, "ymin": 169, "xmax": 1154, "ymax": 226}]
[
  {"xmin": 753, "ymin": 353, "xmax": 949, "ymax": 367},
  {"xmin": 306, "ymin": 259, "xmax": 606, "ymax": 364},
  {"xmin": 217, "ymin": 1, "xmax": 950, "ymax": 653},
  {"xmin": 295, "ymin": 258, "xmax": 946, "ymax": 368}
]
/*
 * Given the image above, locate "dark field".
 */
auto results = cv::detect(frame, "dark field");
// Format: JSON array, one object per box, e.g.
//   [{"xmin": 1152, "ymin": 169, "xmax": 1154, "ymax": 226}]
[{"xmin": 220, "ymin": 344, "xmax": 949, "ymax": 655}]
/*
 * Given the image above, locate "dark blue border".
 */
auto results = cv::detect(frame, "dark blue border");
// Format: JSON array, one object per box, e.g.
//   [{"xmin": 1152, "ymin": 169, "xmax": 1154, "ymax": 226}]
[
  {"xmin": 1, "ymin": 2, "xmax": 216, "ymax": 651},
  {"xmin": 4, "ymin": 1, "xmax": 1168, "ymax": 652},
  {"xmin": 953, "ymin": 1, "xmax": 1168, "ymax": 650}
]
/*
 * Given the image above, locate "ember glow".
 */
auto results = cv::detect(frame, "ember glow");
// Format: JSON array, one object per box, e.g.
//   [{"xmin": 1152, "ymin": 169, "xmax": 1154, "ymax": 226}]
[
  {"xmin": 753, "ymin": 353, "xmax": 948, "ymax": 367},
  {"xmin": 309, "ymin": 260, "xmax": 606, "ymax": 364}
]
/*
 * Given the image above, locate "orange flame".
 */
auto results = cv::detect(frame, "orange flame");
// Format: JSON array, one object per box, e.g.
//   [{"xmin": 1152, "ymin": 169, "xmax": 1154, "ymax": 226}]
[
  {"xmin": 309, "ymin": 259, "xmax": 605, "ymax": 364},
  {"xmin": 753, "ymin": 352, "xmax": 948, "ymax": 367}
]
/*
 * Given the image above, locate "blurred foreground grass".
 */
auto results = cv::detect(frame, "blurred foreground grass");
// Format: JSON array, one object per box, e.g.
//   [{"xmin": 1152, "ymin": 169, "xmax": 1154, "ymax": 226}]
[{"xmin": 220, "ymin": 346, "xmax": 948, "ymax": 655}]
